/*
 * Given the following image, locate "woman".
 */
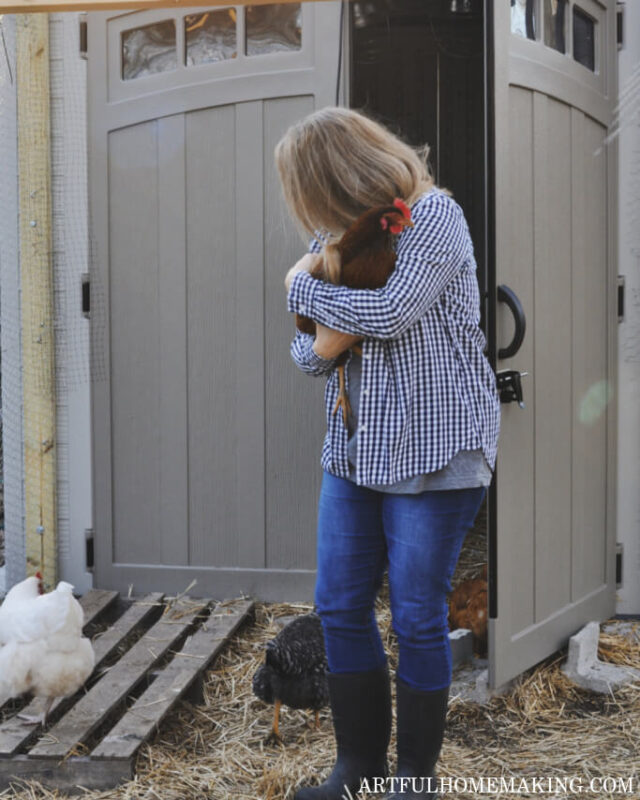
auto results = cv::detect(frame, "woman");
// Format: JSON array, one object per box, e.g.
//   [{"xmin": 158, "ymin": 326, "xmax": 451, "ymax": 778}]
[{"xmin": 277, "ymin": 107, "xmax": 500, "ymax": 800}]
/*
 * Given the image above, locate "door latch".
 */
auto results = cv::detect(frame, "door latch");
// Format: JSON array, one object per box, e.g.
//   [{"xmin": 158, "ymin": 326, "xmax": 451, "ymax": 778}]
[{"xmin": 496, "ymin": 370, "xmax": 528, "ymax": 408}]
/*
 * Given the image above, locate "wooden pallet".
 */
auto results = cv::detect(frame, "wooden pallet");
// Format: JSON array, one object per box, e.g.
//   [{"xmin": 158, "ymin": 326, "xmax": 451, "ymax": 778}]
[{"xmin": 0, "ymin": 589, "xmax": 254, "ymax": 793}]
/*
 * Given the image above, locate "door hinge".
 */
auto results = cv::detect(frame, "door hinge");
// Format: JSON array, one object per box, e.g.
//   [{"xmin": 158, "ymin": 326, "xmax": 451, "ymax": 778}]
[
  {"xmin": 616, "ymin": 3, "xmax": 624, "ymax": 49},
  {"xmin": 79, "ymin": 14, "xmax": 88, "ymax": 59},
  {"xmin": 85, "ymin": 528, "xmax": 95, "ymax": 572},
  {"xmin": 616, "ymin": 542, "xmax": 623, "ymax": 588},
  {"xmin": 82, "ymin": 272, "xmax": 90, "ymax": 318},
  {"xmin": 617, "ymin": 275, "xmax": 625, "ymax": 322}
]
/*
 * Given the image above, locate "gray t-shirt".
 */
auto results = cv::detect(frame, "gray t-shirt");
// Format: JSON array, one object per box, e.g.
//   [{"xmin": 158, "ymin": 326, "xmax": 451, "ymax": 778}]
[{"xmin": 345, "ymin": 352, "xmax": 492, "ymax": 493}]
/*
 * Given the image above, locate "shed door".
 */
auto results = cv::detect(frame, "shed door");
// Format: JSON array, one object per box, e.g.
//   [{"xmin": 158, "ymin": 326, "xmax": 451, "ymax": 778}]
[
  {"xmin": 489, "ymin": 0, "xmax": 618, "ymax": 688},
  {"xmin": 88, "ymin": 3, "xmax": 343, "ymax": 599}
]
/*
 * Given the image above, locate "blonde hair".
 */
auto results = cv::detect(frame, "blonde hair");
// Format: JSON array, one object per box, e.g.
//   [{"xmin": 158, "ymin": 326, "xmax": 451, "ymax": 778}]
[{"xmin": 274, "ymin": 106, "xmax": 437, "ymax": 241}]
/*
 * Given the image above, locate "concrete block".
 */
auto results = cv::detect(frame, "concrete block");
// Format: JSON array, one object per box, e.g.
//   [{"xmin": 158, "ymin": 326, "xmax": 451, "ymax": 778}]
[
  {"xmin": 561, "ymin": 620, "xmax": 640, "ymax": 693},
  {"xmin": 450, "ymin": 657, "xmax": 514, "ymax": 705},
  {"xmin": 449, "ymin": 627, "xmax": 473, "ymax": 667}
]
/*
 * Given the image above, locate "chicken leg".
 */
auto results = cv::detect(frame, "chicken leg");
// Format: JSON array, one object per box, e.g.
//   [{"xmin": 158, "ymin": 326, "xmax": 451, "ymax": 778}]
[
  {"xmin": 332, "ymin": 364, "xmax": 351, "ymax": 426},
  {"xmin": 42, "ymin": 696, "xmax": 54, "ymax": 726},
  {"xmin": 264, "ymin": 698, "xmax": 283, "ymax": 745},
  {"xmin": 332, "ymin": 345, "xmax": 364, "ymax": 426},
  {"xmin": 18, "ymin": 697, "xmax": 54, "ymax": 726}
]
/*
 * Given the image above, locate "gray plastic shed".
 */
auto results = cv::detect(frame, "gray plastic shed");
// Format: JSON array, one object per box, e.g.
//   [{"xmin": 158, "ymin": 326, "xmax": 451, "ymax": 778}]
[{"xmin": 87, "ymin": 0, "xmax": 619, "ymax": 689}]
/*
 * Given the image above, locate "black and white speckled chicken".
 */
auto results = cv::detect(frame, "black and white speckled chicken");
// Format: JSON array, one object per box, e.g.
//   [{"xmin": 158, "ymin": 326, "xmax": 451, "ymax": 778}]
[{"xmin": 252, "ymin": 612, "xmax": 328, "ymax": 743}]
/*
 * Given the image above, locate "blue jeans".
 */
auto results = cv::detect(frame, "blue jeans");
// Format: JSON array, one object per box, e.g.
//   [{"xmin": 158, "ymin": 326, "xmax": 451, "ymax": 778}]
[{"xmin": 314, "ymin": 470, "xmax": 486, "ymax": 691}]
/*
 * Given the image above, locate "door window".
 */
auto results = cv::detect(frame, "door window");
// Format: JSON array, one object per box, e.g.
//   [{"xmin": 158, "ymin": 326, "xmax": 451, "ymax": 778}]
[
  {"xmin": 544, "ymin": 0, "xmax": 567, "ymax": 53},
  {"xmin": 184, "ymin": 9, "xmax": 237, "ymax": 66},
  {"xmin": 121, "ymin": 20, "xmax": 177, "ymax": 81},
  {"xmin": 511, "ymin": 0, "xmax": 537, "ymax": 40},
  {"xmin": 573, "ymin": 6, "xmax": 596, "ymax": 71},
  {"xmin": 511, "ymin": 1, "xmax": 600, "ymax": 77},
  {"xmin": 119, "ymin": 5, "xmax": 304, "ymax": 86},
  {"xmin": 245, "ymin": 4, "xmax": 302, "ymax": 56}
]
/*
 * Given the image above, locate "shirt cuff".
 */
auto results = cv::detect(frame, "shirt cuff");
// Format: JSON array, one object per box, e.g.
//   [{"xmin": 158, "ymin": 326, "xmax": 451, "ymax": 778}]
[
  {"xmin": 306, "ymin": 341, "xmax": 336, "ymax": 371},
  {"xmin": 287, "ymin": 270, "xmax": 320, "ymax": 316}
]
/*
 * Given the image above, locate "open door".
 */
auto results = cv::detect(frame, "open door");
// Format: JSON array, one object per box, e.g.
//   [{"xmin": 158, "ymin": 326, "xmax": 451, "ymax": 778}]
[{"xmin": 489, "ymin": 0, "xmax": 618, "ymax": 688}]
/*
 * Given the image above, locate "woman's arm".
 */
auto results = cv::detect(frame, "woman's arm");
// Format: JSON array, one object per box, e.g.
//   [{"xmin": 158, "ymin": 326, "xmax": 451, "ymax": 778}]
[
  {"xmin": 286, "ymin": 192, "xmax": 471, "ymax": 340},
  {"xmin": 285, "ymin": 253, "xmax": 321, "ymax": 293},
  {"xmin": 288, "ymin": 232, "xmax": 360, "ymax": 374},
  {"xmin": 290, "ymin": 329, "xmax": 339, "ymax": 377},
  {"xmin": 313, "ymin": 323, "xmax": 363, "ymax": 359},
  {"xmin": 288, "ymin": 235, "xmax": 338, "ymax": 377}
]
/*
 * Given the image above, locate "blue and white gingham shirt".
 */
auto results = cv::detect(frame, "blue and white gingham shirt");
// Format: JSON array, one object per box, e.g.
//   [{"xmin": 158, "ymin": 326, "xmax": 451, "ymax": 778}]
[{"xmin": 287, "ymin": 187, "xmax": 500, "ymax": 486}]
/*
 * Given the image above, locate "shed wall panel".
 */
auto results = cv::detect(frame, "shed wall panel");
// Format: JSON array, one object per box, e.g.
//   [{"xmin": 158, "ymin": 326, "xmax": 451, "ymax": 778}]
[
  {"xmin": 263, "ymin": 94, "xmax": 325, "ymax": 571},
  {"xmin": 109, "ymin": 122, "xmax": 161, "ymax": 564},
  {"xmin": 157, "ymin": 114, "xmax": 189, "ymax": 566},
  {"xmin": 233, "ymin": 100, "xmax": 267, "ymax": 569},
  {"xmin": 503, "ymin": 86, "xmax": 535, "ymax": 636},
  {"xmin": 533, "ymin": 94, "xmax": 572, "ymax": 622},
  {"xmin": 186, "ymin": 105, "xmax": 238, "ymax": 568},
  {"xmin": 571, "ymin": 112, "xmax": 608, "ymax": 599}
]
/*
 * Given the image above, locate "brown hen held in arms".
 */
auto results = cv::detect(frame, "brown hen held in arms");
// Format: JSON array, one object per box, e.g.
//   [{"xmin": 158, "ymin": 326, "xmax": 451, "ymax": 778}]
[{"xmin": 295, "ymin": 198, "xmax": 414, "ymax": 425}]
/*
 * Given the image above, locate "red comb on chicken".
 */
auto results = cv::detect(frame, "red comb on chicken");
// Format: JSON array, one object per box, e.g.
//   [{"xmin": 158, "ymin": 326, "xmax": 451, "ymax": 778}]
[
  {"xmin": 393, "ymin": 197, "xmax": 412, "ymax": 218},
  {"xmin": 296, "ymin": 198, "xmax": 414, "ymax": 423}
]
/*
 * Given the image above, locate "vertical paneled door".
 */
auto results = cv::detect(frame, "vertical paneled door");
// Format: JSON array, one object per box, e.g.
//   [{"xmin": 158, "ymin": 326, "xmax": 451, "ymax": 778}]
[
  {"xmin": 88, "ymin": 3, "xmax": 343, "ymax": 599},
  {"xmin": 490, "ymin": 0, "xmax": 618, "ymax": 688}
]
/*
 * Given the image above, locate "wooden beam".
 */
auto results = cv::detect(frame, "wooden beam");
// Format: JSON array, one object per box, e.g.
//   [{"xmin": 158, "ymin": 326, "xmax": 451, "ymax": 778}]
[
  {"xmin": 2, "ymin": 0, "xmax": 318, "ymax": 13},
  {"xmin": 16, "ymin": 13, "xmax": 57, "ymax": 589}
]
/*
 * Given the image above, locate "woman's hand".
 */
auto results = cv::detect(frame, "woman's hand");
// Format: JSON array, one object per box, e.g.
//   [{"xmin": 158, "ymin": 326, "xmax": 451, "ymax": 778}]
[
  {"xmin": 285, "ymin": 253, "xmax": 322, "ymax": 293},
  {"xmin": 312, "ymin": 323, "xmax": 364, "ymax": 360}
]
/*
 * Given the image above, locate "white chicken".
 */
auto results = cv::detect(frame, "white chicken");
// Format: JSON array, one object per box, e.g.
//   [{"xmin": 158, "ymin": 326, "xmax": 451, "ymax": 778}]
[{"xmin": 0, "ymin": 574, "xmax": 95, "ymax": 724}]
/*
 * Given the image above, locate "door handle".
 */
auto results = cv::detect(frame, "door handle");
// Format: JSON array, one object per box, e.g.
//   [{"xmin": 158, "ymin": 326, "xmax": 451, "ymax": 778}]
[{"xmin": 497, "ymin": 285, "xmax": 526, "ymax": 359}]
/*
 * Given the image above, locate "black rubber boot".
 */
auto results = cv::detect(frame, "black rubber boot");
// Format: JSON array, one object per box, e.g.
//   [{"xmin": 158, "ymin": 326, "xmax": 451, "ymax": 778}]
[
  {"xmin": 384, "ymin": 677, "xmax": 450, "ymax": 800},
  {"xmin": 294, "ymin": 664, "xmax": 391, "ymax": 800}
]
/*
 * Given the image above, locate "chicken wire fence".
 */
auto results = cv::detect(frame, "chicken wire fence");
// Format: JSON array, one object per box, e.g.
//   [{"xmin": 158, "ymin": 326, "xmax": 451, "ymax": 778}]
[
  {"xmin": 0, "ymin": 13, "xmax": 22, "ymax": 585},
  {"xmin": 0, "ymin": 12, "xmax": 107, "ymax": 588}
]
